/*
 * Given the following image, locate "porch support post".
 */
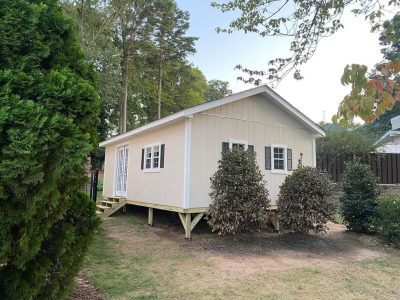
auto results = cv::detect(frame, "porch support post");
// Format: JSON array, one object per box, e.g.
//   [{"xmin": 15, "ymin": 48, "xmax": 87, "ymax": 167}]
[
  {"xmin": 185, "ymin": 213, "xmax": 191, "ymax": 239},
  {"xmin": 148, "ymin": 207, "xmax": 154, "ymax": 226},
  {"xmin": 269, "ymin": 211, "xmax": 280, "ymax": 232}
]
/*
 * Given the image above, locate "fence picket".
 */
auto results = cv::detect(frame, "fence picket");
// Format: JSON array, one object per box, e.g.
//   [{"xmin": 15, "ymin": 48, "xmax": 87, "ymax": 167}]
[{"xmin": 316, "ymin": 153, "xmax": 400, "ymax": 184}]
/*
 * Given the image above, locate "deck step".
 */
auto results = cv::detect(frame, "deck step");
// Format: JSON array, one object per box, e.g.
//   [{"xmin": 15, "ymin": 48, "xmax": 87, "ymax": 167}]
[
  {"xmin": 101, "ymin": 200, "xmax": 116, "ymax": 205},
  {"xmin": 96, "ymin": 198, "xmax": 127, "ymax": 218}
]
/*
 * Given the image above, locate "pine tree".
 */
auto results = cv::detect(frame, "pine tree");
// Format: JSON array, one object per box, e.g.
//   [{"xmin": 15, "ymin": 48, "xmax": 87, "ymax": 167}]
[{"xmin": 0, "ymin": 0, "xmax": 100, "ymax": 298}]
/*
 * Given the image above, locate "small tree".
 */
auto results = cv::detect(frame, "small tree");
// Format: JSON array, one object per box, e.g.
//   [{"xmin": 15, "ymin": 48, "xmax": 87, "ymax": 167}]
[
  {"xmin": 374, "ymin": 195, "xmax": 400, "ymax": 247},
  {"xmin": 340, "ymin": 162, "xmax": 381, "ymax": 233},
  {"xmin": 206, "ymin": 148, "xmax": 270, "ymax": 235},
  {"xmin": 278, "ymin": 167, "xmax": 337, "ymax": 233}
]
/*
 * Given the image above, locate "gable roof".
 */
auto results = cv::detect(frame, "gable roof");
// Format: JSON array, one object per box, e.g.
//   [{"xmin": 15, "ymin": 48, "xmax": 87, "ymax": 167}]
[
  {"xmin": 100, "ymin": 85, "xmax": 325, "ymax": 147},
  {"xmin": 376, "ymin": 129, "xmax": 400, "ymax": 144}
]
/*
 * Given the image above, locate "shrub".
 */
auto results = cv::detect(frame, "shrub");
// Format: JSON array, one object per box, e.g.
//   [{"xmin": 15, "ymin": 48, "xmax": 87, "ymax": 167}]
[
  {"xmin": 206, "ymin": 148, "xmax": 270, "ymax": 235},
  {"xmin": 317, "ymin": 126, "xmax": 378, "ymax": 158},
  {"xmin": 340, "ymin": 162, "xmax": 381, "ymax": 233},
  {"xmin": 278, "ymin": 166, "xmax": 337, "ymax": 233},
  {"xmin": 0, "ymin": 0, "xmax": 100, "ymax": 298},
  {"xmin": 374, "ymin": 195, "xmax": 400, "ymax": 246}
]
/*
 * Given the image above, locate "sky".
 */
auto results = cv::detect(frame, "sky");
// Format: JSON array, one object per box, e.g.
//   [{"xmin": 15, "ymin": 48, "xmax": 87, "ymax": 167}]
[{"xmin": 175, "ymin": 1, "xmax": 394, "ymax": 123}]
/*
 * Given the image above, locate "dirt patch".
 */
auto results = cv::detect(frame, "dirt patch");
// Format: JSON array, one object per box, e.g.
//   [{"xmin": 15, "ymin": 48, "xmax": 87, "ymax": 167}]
[
  {"xmin": 70, "ymin": 273, "xmax": 103, "ymax": 300},
  {"xmin": 145, "ymin": 214, "xmax": 395, "ymax": 277},
  {"xmin": 80, "ymin": 212, "xmax": 400, "ymax": 299}
]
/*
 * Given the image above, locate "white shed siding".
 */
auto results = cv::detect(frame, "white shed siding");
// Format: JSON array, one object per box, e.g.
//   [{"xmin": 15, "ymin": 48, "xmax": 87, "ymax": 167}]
[
  {"xmin": 102, "ymin": 121, "xmax": 186, "ymax": 208},
  {"xmin": 189, "ymin": 94, "xmax": 314, "ymax": 208}
]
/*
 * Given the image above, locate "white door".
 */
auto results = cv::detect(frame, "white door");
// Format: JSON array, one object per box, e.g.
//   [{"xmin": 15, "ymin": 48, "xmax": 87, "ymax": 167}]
[{"xmin": 115, "ymin": 145, "xmax": 129, "ymax": 197}]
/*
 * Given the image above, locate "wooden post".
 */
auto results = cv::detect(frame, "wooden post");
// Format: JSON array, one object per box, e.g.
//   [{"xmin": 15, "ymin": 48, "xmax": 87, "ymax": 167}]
[
  {"xmin": 185, "ymin": 213, "xmax": 191, "ymax": 239},
  {"xmin": 148, "ymin": 207, "xmax": 153, "ymax": 226},
  {"xmin": 122, "ymin": 204, "xmax": 127, "ymax": 213}
]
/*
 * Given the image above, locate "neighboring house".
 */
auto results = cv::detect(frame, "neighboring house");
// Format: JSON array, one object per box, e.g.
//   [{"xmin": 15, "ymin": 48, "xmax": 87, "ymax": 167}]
[
  {"xmin": 377, "ymin": 116, "xmax": 400, "ymax": 153},
  {"xmin": 99, "ymin": 85, "xmax": 325, "ymax": 238}
]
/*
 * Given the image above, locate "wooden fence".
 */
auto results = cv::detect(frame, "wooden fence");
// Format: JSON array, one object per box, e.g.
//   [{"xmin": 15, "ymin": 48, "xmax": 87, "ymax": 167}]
[{"xmin": 316, "ymin": 153, "xmax": 400, "ymax": 184}]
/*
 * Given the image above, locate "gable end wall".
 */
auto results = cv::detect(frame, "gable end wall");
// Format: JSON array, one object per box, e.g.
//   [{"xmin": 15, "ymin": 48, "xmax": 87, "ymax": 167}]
[{"xmin": 189, "ymin": 94, "xmax": 315, "ymax": 208}]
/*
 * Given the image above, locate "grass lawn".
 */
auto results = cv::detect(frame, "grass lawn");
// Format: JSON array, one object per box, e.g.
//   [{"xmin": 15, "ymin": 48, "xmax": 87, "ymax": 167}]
[{"xmin": 81, "ymin": 210, "xmax": 400, "ymax": 300}]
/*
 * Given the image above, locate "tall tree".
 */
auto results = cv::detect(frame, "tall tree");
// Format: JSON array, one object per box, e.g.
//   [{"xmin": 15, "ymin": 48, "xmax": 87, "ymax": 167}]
[
  {"xmin": 111, "ymin": 0, "xmax": 156, "ymax": 133},
  {"xmin": 152, "ymin": 0, "xmax": 197, "ymax": 119},
  {"xmin": 0, "ymin": 0, "xmax": 100, "ymax": 298},
  {"xmin": 206, "ymin": 79, "xmax": 232, "ymax": 101}
]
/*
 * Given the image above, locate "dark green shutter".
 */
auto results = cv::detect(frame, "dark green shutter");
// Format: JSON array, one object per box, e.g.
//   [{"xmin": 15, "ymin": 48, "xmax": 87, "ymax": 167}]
[
  {"xmin": 222, "ymin": 142, "xmax": 229, "ymax": 153},
  {"xmin": 265, "ymin": 147, "xmax": 271, "ymax": 170},
  {"xmin": 248, "ymin": 145, "xmax": 254, "ymax": 154},
  {"xmin": 287, "ymin": 148, "xmax": 292, "ymax": 171},
  {"xmin": 160, "ymin": 144, "xmax": 165, "ymax": 168},
  {"xmin": 141, "ymin": 149, "xmax": 144, "ymax": 170}
]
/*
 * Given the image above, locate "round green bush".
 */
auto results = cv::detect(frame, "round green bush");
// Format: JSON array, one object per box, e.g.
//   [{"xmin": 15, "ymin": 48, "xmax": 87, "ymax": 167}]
[
  {"xmin": 278, "ymin": 166, "xmax": 337, "ymax": 233},
  {"xmin": 206, "ymin": 148, "xmax": 270, "ymax": 235},
  {"xmin": 340, "ymin": 161, "xmax": 380, "ymax": 233},
  {"xmin": 374, "ymin": 195, "xmax": 400, "ymax": 246}
]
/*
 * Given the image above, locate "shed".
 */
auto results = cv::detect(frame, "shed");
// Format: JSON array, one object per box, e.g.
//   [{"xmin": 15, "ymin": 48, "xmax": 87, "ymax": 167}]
[
  {"xmin": 377, "ymin": 115, "xmax": 400, "ymax": 153},
  {"xmin": 99, "ymin": 85, "xmax": 325, "ymax": 238}
]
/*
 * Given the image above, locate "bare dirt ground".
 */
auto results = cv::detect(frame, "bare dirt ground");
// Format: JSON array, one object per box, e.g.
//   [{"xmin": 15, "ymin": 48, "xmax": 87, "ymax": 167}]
[
  {"xmin": 72, "ymin": 208, "xmax": 400, "ymax": 299},
  {"xmin": 70, "ymin": 273, "xmax": 103, "ymax": 300},
  {"xmin": 148, "ymin": 214, "xmax": 393, "ymax": 277}
]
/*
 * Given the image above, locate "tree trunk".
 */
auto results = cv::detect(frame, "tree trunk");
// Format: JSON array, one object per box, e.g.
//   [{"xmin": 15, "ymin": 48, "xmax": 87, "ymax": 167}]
[
  {"xmin": 157, "ymin": 54, "xmax": 163, "ymax": 120},
  {"xmin": 119, "ymin": 49, "xmax": 130, "ymax": 134}
]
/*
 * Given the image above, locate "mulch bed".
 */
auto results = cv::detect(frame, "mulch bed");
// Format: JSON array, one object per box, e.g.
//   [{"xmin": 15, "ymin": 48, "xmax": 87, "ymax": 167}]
[{"xmin": 70, "ymin": 273, "xmax": 103, "ymax": 300}]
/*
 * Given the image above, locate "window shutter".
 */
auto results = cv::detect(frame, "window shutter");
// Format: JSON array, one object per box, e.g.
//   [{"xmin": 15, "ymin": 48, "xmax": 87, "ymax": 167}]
[
  {"xmin": 248, "ymin": 145, "xmax": 254, "ymax": 154},
  {"xmin": 222, "ymin": 142, "xmax": 229, "ymax": 153},
  {"xmin": 141, "ymin": 149, "xmax": 144, "ymax": 170},
  {"xmin": 265, "ymin": 147, "xmax": 271, "ymax": 170},
  {"xmin": 140, "ymin": 149, "xmax": 144, "ymax": 170},
  {"xmin": 160, "ymin": 144, "xmax": 165, "ymax": 168},
  {"xmin": 287, "ymin": 148, "xmax": 293, "ymax": 171}
]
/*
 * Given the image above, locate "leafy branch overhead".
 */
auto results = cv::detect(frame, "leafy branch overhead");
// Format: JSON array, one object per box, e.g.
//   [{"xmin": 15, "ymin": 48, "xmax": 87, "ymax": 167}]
[
  {"xmin": 334, "ymin": 62, "xmax": 400, "ymax": 125},
  {"xmin": 334, "ymin": 14, "xmax": 400, "ymax": 125},
  {"xmin": 212, "ymin": 0, "xmax": 399, "ymax": 85}
]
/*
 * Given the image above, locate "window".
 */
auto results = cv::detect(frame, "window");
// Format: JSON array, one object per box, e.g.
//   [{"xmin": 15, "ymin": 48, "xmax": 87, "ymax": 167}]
[
  {"xmin": 273, "ymin": 147, "xmax": 285, "ymax": 170},
  {"xmin": 144, "ymin": 144, "xmax": 161, "ymax": 171},
  {"xmin": 266, "ymin": 145, "xmax": 290, "ymax": 173},
  {"xmin": 153, "ymin": 145, "xmax": 160, "ymax": 168},
  {"xmin": 229, "ymin": 139, "xmax": 248, "ymax": 150}
]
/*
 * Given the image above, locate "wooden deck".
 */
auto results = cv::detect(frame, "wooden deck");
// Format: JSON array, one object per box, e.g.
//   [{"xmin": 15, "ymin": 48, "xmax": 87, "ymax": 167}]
[{"xmin": 100, "ymin": 197, "xmax": 279, "ymax": 239}]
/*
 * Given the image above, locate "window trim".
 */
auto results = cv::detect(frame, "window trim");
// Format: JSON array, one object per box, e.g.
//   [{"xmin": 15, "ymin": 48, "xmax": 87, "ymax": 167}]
[
  {"xmin": 270, "ymin": 144, "xmax": 288, "ymax": 174},
  {"xmin": 229, "ymin": 139, "xmax": 248, "ymax": 150},
  {"xmin": 143, "ymin": 142, "xmax": 161, "ymax": 173}
]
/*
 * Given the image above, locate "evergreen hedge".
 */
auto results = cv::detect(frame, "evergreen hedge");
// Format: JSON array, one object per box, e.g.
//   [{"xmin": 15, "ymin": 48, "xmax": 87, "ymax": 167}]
[
  {"xmin": 0, "ymin": 0, "xmax": 100, "ymax": 298},
  {"xmin": 340, "ymin": 162, "xmax": 381, "ymax": 233},
  {"xmin": 206, "ymin": 148, "xmax": 270, "ymax": 235},
  {"xmin": 278, "ymin": 166, "xmax": 337, "ymax": 233},
  {"xmin": 374, "ymin": 195, "xmax": 400, "ymax": 246}
]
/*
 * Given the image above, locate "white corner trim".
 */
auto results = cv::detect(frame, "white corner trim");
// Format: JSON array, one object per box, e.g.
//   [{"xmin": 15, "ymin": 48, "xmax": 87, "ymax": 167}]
[
  {"xmin": 183, "ymin": 117, "xmax": 192, "ymax": 209},
  {"xmin": 312, "ymin": 135, "xmax": 317, "ymax": 167}
]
